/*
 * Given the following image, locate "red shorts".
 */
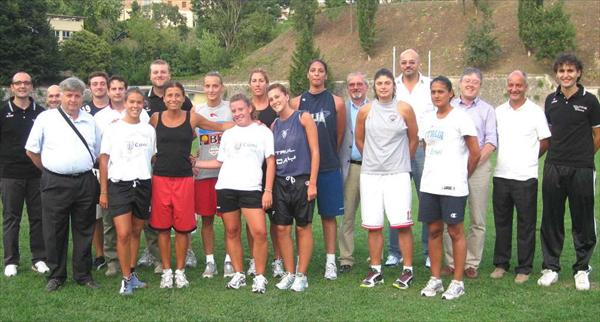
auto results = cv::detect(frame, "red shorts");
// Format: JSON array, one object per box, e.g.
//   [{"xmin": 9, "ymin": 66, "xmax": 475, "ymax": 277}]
[
  {"xmin": 194, "ymin": 178, "xmax": 221, "ymax": 216},
  {"xmin": 150, "ymin": 175, "xmax": 196, "ymax": 233}
]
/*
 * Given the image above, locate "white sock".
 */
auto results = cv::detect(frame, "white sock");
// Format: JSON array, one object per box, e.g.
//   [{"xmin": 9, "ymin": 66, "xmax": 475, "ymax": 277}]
[
  {"xmin": 326, "ymin": 254, "xmax": 336, "ymax": 264},
  {"xmin": 403, "ymin": 266, "xmax": 413, "ymax": 272},
  {"xmin": 452, "ymin": 279, "xmax": 464, "ymax": 286},
  {"xmin": 206, "ymin": 254, "xmax": 215, "ymax": 264},
  {"xmin": 224, "ymin": 254, "xmax": 231, "ymax": 262},
  {"xmin": 371, "ymin": 265, "xmax": 382, "ymax": 273}
]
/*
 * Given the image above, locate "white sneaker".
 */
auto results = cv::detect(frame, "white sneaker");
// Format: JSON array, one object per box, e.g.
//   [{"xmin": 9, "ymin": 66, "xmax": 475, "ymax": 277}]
[
  {"xmin": 324, "ymin": 262, "xmax": 337, "ymax": 280},
  {"xmin": 574, "ymin": 267, "xmax": 592, "ymax": 291},
  {"xmin": 226, "ymin": 272, "xmax": 247, "ymax": 289},
  {"xmin": 425, "ymin": 256, "xmax": 431, "ymax": 268},
  {"xmin": 247, "ymin": 258, "xmax": 256, "ymax": 277},
  {"xmin": 202, "ymin": 262, "xmax": 217, "ymax": 278},
  {"xmin": 223, "ymin": 260, "xmax": 235, "ymax": 278},
  {"xmin": 153, "ymin": 262, "xmax": 163, "ymax": 274},
  {"xmin": 384, "ymin": 255, "xmax": 403, "ymax": 267},
  {"xmin": 252, "ymin": 274, "xmax": 268, "ymax": 294},
  {"xmin": 160, "ymin": 269, "xmax": 173, "ymax": 289},
  {"xmin": 420, "ymin": 277, "xmax": 444, "ymax": 297},
  {"xmin": 291, "ymin": 273, "xmax": 308, "ymax": 292},
  {"xmin": 4, "ymin": 264, "xmax": 17, "ymax": 277},
  {"xmin": 32, "ymin": 261, "xmax": 50, "ymax": 274},
  {"xmin": 442, "ymin": 280, "xmax": 465, "ymax": 300},
  {"xmin": 175, "ymin": 269, "xmax": 189, "ymax": 288},
  {"xmin": 137, "ymin": 248, "xmax": 153, "ymax": 267},
  {"xmin": 272, "ymin": 258, "xmax": 284, "ymax": 278},
  {"xmin": 537, "ymin": 269, "xmax": 558, "ymax": 287},
  {"xmin": 275, "ymin": 272, "xmax": 295, "ymax": 290},
  {"xmin": 185, "ymin": 249, "xmax": 197, "ymax": 268}
]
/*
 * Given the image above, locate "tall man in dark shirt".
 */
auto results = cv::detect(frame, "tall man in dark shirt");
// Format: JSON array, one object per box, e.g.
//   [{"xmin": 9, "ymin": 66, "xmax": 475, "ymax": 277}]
[{"xmin": 1, "ymin": 72, "xmax": 47, "ymax": 277}]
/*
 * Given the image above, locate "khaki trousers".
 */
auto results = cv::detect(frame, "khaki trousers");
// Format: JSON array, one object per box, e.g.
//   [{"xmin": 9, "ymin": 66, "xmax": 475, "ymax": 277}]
[{"xmin": 338, "ymin": 163, "xmax": 361, "ymax": 266}]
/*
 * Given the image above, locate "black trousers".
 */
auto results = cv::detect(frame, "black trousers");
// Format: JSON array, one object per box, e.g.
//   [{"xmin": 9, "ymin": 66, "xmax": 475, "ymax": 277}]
[
  {"xmin": 492, "ymin": 177, "xmax": 538, "ymax": 274},
  {"xmin": 541, "ymin": 163, "xmax": 596, "ymax": 274},
  {"xmin": 41, "ymin": 170, "xmax": 98, "ymax": 283},
  {"xmin": 1, "ymin": 177, "xmax": 45, "ymax": 265}
]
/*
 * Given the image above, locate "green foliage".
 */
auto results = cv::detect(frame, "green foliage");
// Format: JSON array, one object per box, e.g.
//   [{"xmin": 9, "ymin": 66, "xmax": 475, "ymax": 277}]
[
  {"xmin": 60, "ymin": 30, "xmax": 111, "ymax": 79},
  {"xmin": 288, "ymin": 0, "xmax": 320, "ymax": 96},
  {"xmin": 0, "ymin": 0, "xmax": 61, "ymax": 84},
  {"xmin": 357, "ymin": 0, "xmax": 378, "ymax": 56},
  {"xmin": 196, "ymin": 31, "xmax": 229, "ymax": 73},
  {"xmin": 149, "ymin": 3, "xmax": 187, "ymax": 27},
  {"xmin": 326, "ymin": 0, "xmax": 347, "ymax": 8},
  {"xmin": 531, "ymin": 1, "xmax": 576, "ymax": 61},
  {"xmin": 291, "ymin": 0, "xmax": 318, "ymax": 34},
  {"xmin": 463, "ymin": 11, "xmax": 501, "ymax": 67},
  {"xmin": 46, "ymin": 0, "xmax": 123, "ymax": 35},
  {"xmin": 518, "ymin": 0, "xmax": 543, "ymax": 51}
]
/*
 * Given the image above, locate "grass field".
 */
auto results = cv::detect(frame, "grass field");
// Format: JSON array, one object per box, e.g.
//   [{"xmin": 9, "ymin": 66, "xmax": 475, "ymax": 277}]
[{"xmin": 0, "ymin": 155, "xmax": 599, "ymax": 321}]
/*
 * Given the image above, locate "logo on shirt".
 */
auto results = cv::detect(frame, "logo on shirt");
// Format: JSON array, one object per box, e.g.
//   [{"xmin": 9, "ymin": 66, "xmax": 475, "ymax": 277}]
[
  {"xmin": 311, "ymin": 110, "xmax": 331, "ymax": 126},
  {"xmin": 5, "ymin": 112, "xmax": 14, "ymax": 118},
  {"xmin": 573, "ymin": 105, "xmax": 588, "ymax": 112},
  {"xmin": 450, "ymin": 213, "xmax": 457, "ymax": 219},
  {"xmin": 442, "ymin": 185, "xmax": 455, "ymax": 191},
  {"xmin": 389, "ymin": 114, "xmax": 398, "ymax": 122},
  {"xmin": 281, "ymin": 129, "xmax": 288, "ymax": 139},
  {"xmin": 81, "ymin": 105, "xmax": 91, "ymax": 113}
]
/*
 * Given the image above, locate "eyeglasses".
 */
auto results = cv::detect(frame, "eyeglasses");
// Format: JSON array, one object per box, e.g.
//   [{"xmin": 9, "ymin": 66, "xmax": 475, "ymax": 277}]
[
  {"xmin": 461, "ymin": 78, "xmax": 481, "ymax": 85},
  {"xmin": 12, "ymin": 81, "xmax": 32, "ymax": 86}
]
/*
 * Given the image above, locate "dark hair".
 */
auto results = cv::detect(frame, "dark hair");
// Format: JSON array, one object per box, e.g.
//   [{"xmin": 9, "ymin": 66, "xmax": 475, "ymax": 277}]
[
  {"xmin": 229, "ymin": 93, "xmax": 251, "ymax": 107},
  {"xmin": 124, "ymin": 88, "xmax": 144, "ymax": 101},
  {"xmin": 87, "ymin": 71, "xmax": 109, "ymax": 85},
  {"xmin": 306, "ymin": 59, "xmax": 328, "ymax": 74},
  {"xmin": 373, "ymin": 68, "xmax": 396, "ymax": 100},
  {"xmin": 267, "ymin": 83, "xmax": 289, "ymax": 96},
  {"xmin": 553, "ymin": 52, "xmax": 583, "ymax": 82},
  {"xmin": 163, "ymin": 81, "xmax": 186, "ymax": 96},
  {"xmin": 249, "ymin": 68, "xmax": 270, "ymax": 84},
  {"xmin": 431, "ymin": 75, "xmax": 453, "ymax": 92},
  {"xmin": 205, "ymin": 71, "xmax": 224, "ymax": 85},
  {"xmin": 109, "ymin": 75, "xmax": 128, "ymax": 89}
]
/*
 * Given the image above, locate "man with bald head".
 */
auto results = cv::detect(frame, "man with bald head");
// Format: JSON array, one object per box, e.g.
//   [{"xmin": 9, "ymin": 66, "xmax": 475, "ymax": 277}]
[
  {"xmin": 1, "ymin": 72, "xmax": 48, "ymax": 277},
  {"xmin": 491, "ymin": 70, "xmax": 550, "ymax": 284},
  {"xmin": 390, "ymin": 49, "xmax": 435, "ymax": 267},
  {"xmin": 45, "ymin": 85, "xmax": 61, "ymax": 109}
]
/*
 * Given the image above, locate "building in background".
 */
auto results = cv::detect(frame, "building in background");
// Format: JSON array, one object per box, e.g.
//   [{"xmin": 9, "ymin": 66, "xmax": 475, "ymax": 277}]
[{"xmin": 48, "ymin": 14, "xmax": 85, "ymax": 42}]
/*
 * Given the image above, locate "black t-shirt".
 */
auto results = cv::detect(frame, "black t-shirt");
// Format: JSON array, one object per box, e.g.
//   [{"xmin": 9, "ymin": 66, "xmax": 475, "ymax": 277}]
[
  {"xmin": 256, "ymin": 105, "xmax": 277, "ymax": 128},
  {"xmin": 144, "ymin": 87, "xmax": 193, "ymax": 117},
  {"xmin": 81, "ymin": 100, "xmax": 109, "ymax": 116},
  {"xmin": 545, "ymin": 84, "xmax": 600, "ymax": 169},
  {"xmin": 0, "ymin": 97, "xmax": 44, "ymax": 178}
]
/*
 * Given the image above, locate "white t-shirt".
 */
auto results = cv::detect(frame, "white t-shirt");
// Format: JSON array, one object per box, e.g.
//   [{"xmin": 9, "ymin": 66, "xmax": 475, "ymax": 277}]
[
  {"xmin": 395, "ymin": 73, "xmax": 436, "ymax": 138},
  {"xmin": 420, "ymin": 108, "xmax": 477, "ymax": 197},
  {"xmin": 495, "ymin": 99, "xmax": 551, "ymax": 181},
  {"xmin": 94, "ymin": 106, "xmax": 150, "ymax": 135},
  {"xmin": 194, "ymin": 100, "xmax": 232, "ymax": 179},
  {"xmin": 215, "ymin": 123, "xmax": 274, "ymax": 191},
  {"xmin": 100, "ymin": 120, "xmax": 156, "ymax": 181}
]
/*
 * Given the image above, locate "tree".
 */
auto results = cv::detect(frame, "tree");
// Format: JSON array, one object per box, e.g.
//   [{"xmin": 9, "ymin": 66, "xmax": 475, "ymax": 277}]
[
  {"xmin": 60, "ymin": 30, "xmax": 111, "ymax": 79},
  {"xmin": 518, "ymin": 0, "xmax": 543, "ymax": 53},
  {"xmin": 288, "ymin": 0, "xmax": 320, "ymax": 96},
  {"xmin": 45, "ymin": 0, "xmax": 123, "ymax": 35},
  {"xmin": 326, "ymin": 0, "xmax": 347, "ymax": 8},
  {"xmin": 193, "ymin": 0, "xmax": 243, "ymax": 51},
  {"xmin": 357, "ymin": 0, "xmax": 378, "ymax": 58},
  {"xmin": 530, "ymin": 1, "xmax": 576, "ymax": 61},
  {"xmin": 0, "ymin": 0, "xmax": 61, "ymax": 84},
  {"xmin": 463, "ymin": 9, "xmax": 501, "ymax": 67}
]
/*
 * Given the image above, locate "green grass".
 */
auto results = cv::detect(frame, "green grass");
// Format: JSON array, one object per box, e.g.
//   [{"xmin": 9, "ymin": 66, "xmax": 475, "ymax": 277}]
[{"xmin": 1, "ymin": 154, "xmax": 599, "ymax": 321}]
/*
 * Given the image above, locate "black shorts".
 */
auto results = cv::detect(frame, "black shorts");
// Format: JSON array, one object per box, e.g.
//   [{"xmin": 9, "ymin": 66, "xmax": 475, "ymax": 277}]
[
  {"xmin": 108, "ymin": 179, "xmax": 151, "ymax": 220},
  {"xmin": 217, "ymin": 189, "xmax": 262, "ymax": 213},
  {"xmin": 271, "ymin": 175, "xmax": 314, "ymax": 227},
  {"xmin": 418, "ymin": 192, "xmax": 467, "ymax": 225}
]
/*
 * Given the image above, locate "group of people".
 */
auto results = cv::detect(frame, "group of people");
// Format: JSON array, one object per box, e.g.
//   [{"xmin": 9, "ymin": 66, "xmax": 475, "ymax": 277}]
[{"xmin": 1, "ymin": 50, "xmax": 598, "ymax": 300}]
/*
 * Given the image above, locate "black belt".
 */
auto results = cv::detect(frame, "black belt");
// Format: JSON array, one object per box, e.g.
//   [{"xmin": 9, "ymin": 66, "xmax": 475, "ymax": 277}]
[
  {"xmin": 44, "ymin": 168, "xmax": 92, "ymax": 178},
  {"xmin": 350, "ymin": 160, "xmax": 362, "ymax": 165}
]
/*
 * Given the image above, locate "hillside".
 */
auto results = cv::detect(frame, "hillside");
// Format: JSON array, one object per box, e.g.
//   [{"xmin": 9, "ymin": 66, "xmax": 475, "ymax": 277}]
[{"xmin": 225, "ymin": 0, "xmax": 600, "ymax": 85}]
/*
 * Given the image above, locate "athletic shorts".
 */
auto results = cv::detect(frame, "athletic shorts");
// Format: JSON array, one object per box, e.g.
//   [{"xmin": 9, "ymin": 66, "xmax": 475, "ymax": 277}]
[
  {"xmin": 108, "ymin": 179, "xmax": 151, "ymax": 220},
  {"xmin": 360, "ymin": 172, "xmax": 413, "ymax": 230},
  {"xmin": 272, "ymin": 175, "xmax": 315, "ymax": 227},
  {"xmin": 316, "ymin": 169, "xmax": 344, "ymax": 217},
  {"xmin": 418, "ymin": 192, "xmax": 467, "ymax": 225},
  {"xmin": 194, "ymin": 178, "xmax": 221, "ymax": 216},
  {"xmin": 150, "ymin": 175, "xmax": 196, "ymax": 233},
  {"xmin": 217, "ymin": 189, "xmax": 262, "ymax": 213}
]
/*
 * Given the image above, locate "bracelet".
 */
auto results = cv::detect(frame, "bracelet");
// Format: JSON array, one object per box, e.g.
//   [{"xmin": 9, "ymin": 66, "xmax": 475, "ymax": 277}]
[{"xmin": 264, "ymin": 189, "xmax": 272, "ymax": 193}]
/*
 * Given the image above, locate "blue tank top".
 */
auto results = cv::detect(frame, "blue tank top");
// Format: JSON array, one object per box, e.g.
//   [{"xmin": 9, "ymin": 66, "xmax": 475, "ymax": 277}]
[
  {"xmin": 298, "ymin": 90, "xmax": 339, "ymax": 171},
  {"xmin": 272, "ymin": 111, "xmax": 311, "ymax": 177}
]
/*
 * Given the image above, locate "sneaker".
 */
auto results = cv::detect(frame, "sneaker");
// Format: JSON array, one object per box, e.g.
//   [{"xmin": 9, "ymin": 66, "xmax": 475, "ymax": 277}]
[
  {"xmin": 490, "ymin": 267, "xmax": 506, "ymax": 279},
  {"xmin": 160, "ymin": 269, "xmax": 173, "ymax": 289},
  {"xmin": 252, "ymin": 274, "xmax": 268, "ymax": 294},
  {"xmin": 105, "ymin": 261, "xmax": 119, "ymax": 277},
  {"xmin": 384, "ymin": 255, "xmax": 402, "ymax": 267},
  {"xmin": 32, "ymin": 261, "xmax": 50, "ymax": 274},
  {"xmin": 119, "ymin": 277, "xmax": 133, "ymax": 296},
  {"xmin": 175, "ymin": 269, "xmax": 190, "ymax": 288},
  {"xmin": 247, "ymin": 259, "xmax": 256, "ymax": 277},
  {"xmin": 360, "ymin": 269, "xmax": 384, "ymax": 288},
  {"xmin": 272, "ymin": 258, "xmax": 284, "ymax": 278},
  {"xmin": 4, "ymin": 264, "xmax": 17, "ymax": 277},
  {"xmin": 130, "ymin": 272, "xmax": 147, "ymax": 289},
  {"xmin": 137, "ymin": 249, "xmax": 154, "ymax": 267},
  {"xmin": 291, "ymin": 273, "xmax": 309, "ymax": 292},
  {"xmin": 153, "ymin": 262, "xmax": 163, "ymax": 274},
  {"xmin": 574, "ymin": 267, "xmax": 592, "ymax": 291},
  {"xmin": 442, "ymin": 280, "xmax": 465, "ymax": 300},
  {"xmin": 339, "ymin": 264, "xmax": 353, "ymax": 273},
  {"xmin": 226, "ymin": 272, "xmax": 247, "ymax": 289},
  {"xmin": 185, "ymin": 249, "xmax": 197, "ymax": 268},
  {"xmin": 202, "ymin": 262, "xmax": 217, "ymax": 278},
  {"xmin": 514, "ymin": 273, "xmax": 529, "ymax": 284},
  {"xmin": 393, "ymin": 269, "xmax": 414, "ymax": 289},
  {"xmin": 420, "ymin": 277, "xmax": 444, "ymax": 297},
  {"xmin": 92, "ymin": 256, "xmax": 106, "ymax": 270},
  {"xmin": 276, "ymin": 272, "xmax": 295, "ymax": 290},
  {"xmin": 223, "ymin": 261, "xmax": 235, "ymax": 278},
  {"xmin": 537, "ymin": 269, "xmax": 558, "ymax": 287},
  {"xmin": 324, "ymin": 262, "xmax": 337, "ymax": 280},
  {"xmin": 425, "ymin": 256, "xmax": 431, "ymax": 268}
]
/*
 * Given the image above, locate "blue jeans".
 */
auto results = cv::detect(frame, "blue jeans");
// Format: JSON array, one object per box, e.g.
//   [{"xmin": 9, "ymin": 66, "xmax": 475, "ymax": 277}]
[{"xmin": 388, "ymin": 145, "xmax": 427, "ymax": 258}]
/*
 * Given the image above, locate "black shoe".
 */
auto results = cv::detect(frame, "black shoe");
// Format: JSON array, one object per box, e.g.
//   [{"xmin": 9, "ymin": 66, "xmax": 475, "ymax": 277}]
[
  {"xmin": 93, "ymin": 256, "xmax": 106, "ymax": 270},
  {"xmin": 339, "ymin": 265, "xmax": 353, "ymax": 273},
  {"xmin": 46, "ymin": 279, "xmax": 63, "ymax": 292},
  {"xmin": 81, "ymin": 280, "xmax": 100, "ymax": 289}
]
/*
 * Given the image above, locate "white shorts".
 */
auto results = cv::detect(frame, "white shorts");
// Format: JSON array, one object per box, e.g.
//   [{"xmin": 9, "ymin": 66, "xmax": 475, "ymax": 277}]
[{"xmin": 360, "ymin": 172, "xmax": 413, "ymax": 230}]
